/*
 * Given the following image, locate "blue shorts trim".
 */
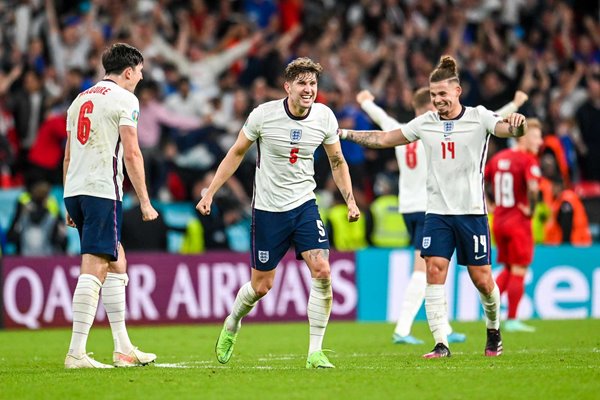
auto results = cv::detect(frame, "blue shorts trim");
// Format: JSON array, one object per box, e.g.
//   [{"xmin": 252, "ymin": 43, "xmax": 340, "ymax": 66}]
[
  {"xmin": 251, "ymin": 199, "xmax": 328, "ymax": 271},
  {"xmin": 420, "ymin": 214, "xmax": 491, "ymax": 266},
  {"xmin": 64, "ymin": 195, "xmax": 122, "ymax": 261},
  {"xmin": 403, "ymin": 212, "xmax": 425, "ymax": 249}
]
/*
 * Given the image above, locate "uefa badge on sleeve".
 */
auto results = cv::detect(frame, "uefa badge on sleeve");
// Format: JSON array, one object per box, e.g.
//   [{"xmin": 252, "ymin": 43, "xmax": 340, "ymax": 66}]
[
  {"xmin": 290, "ymin": 129, "xmax": 302, "ymax": 144},
  {"xmin": 258, "ymin": 250, "xmax": 269, "ymax": 263},
  {"xmin": 422, "ymin": 237, "xmax": 431, "ymax": 249}
]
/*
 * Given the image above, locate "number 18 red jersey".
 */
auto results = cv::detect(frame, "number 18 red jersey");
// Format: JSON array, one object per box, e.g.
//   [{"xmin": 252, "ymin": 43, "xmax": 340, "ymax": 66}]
[{"xmin": 485, "ymin": 148, "xmax": 541, "ymax": 225}]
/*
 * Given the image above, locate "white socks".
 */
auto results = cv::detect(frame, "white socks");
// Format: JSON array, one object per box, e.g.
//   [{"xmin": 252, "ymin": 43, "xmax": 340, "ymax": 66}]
[
  {"xmin": 479, "ymin": 283, "xmax": 501, "ymax": 330},
  {"xmin": 394, "ymin": 270, "xmax": 426, "ymax": 337},
  {"xmin": 307, "ymin": 278, "xmax": 332, "ymax": 354},
  {"xmin": 68, "ymin": 274, "xmax": 102, "ymax": 356},
  {"xmin": 425, "ymin": 284, "xmax": 448, "ymax": 347},
  {"xmin": 226, "ymin": 282, "xmax": 261, "ymax": 333},
  {"xmin": 102, "ymin": 272, "xmax": 134, "ymax": 354}
]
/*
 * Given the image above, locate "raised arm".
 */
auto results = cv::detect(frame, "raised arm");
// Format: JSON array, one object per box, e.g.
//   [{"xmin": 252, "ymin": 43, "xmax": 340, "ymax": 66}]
[
  {"xmin": 357, "ymin": 90, "xmax": 403, "ymax": 131},
  {"xmin": 196, "ymin": 130, "xmax": 254, "ymax": 215},
  {"xmin": 323, "ymin": 140, "xmax": 360, "ymax": 222},
  {"xmin": 120, "ymin": 125, "xmax": 158, "ymax": 221},
  {"xmin": 495, "ymin": 90, "xmax": 529, "ymax": 118},
  {"xmin": 339, "ymin": 127, "xmax": 411, "ymax": 148}
]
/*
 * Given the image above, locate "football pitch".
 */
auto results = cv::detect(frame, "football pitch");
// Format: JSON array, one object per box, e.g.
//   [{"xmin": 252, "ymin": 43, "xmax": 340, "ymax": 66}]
[{"xmin": 1, "ymin": 319, "xmax": 599, "ymax": 400}]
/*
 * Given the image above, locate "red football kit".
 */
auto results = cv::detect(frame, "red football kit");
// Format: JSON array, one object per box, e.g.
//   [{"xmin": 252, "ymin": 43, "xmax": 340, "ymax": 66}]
[{"xmin": 485, "ymin": 148, "xmax": 541, "ymax": 265}]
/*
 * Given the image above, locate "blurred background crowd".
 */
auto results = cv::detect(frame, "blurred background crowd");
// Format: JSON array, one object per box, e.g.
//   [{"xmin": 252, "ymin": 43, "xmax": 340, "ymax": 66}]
[{"xmin": 1, "ymin": 0, "xmax": 599, "ymax": 256}]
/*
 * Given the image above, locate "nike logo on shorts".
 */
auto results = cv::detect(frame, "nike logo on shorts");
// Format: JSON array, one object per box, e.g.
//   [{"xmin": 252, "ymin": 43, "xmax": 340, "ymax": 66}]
[
  {"xmin": 318, "ymin": 238, "xmax": 328, "ymax": 243},
  {"xmin": 474, "ymin": 254, "xmax": 487, "ymax": 260}
]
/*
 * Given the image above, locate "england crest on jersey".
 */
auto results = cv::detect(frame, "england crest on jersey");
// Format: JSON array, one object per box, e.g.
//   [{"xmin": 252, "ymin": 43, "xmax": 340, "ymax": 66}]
[
  {"xmin": 258, "ymin": 250, "xmax": 269, "ymax": 263},
  {"xmin": 290, "ymin": 129, "xmax": 302, "ymax": 143},
  {"xmin": 422, "ymin": 236, "xmax": 431, "ymax": 249},
  {"xmin": 443, "ymin": 121, "xmax": 454, "ymax": 133}
]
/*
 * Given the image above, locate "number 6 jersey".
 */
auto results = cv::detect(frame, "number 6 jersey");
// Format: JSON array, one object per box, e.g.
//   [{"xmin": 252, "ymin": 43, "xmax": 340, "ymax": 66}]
[
  {"xmin": 401, "ymin": 105, "xmax": 502, "ymax": 215},
  {"xmin": 64, "ymin": 80, "xmax": 140, "ymax": 201},
  {"xmin": 242, "ymin": 99, "xmax": 339, "ymax": 212}
]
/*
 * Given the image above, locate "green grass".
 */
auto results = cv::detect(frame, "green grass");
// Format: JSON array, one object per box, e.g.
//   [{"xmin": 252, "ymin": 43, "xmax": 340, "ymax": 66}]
[{"xmin": 1, "ymin": 320, "xmax": 599, "ymax": 400}]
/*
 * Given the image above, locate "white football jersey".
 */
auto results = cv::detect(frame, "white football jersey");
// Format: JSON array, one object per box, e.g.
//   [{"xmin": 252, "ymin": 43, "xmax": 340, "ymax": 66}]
[
  {"xmin": 402, "ymin": 105, "xmax": 502, "ymax": 215},
  {"xmin": 361, "ymin": 100, "xmax": 427, "ymax": 213},
  {"xmin": 243, "ymin": 99, "xmax": 339, "ymax": 211},
  {"xmin": 64, "ymin": 80, "xmax": 139, "ymax": 201}
]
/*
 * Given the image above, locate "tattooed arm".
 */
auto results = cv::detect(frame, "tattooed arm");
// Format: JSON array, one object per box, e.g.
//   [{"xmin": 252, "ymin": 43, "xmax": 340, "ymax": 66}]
[
  {"xmin": 338, "ymin": 127, "xmax": 411, "ymax": 148},
  {"xmin": 323, "ymin": 141, "xmax": 360, "ymax": 222}
]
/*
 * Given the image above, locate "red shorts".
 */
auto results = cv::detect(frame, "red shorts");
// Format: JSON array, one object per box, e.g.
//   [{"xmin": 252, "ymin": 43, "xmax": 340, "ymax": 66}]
[{"xmin": 493, "ymin": 220, "xmax": 533, "ymax": 266}]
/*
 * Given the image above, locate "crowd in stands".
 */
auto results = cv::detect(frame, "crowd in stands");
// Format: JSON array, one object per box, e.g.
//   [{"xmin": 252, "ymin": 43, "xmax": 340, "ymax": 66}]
[{"xmin": 0, "ymin": 0, "xmax": 599, "ymax": 255}]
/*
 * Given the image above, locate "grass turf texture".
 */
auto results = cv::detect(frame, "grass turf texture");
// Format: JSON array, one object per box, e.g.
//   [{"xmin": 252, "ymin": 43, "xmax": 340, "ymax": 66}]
[{"xmin": 1, "ymin": 320, "xmax": 599, "ymax": 400}]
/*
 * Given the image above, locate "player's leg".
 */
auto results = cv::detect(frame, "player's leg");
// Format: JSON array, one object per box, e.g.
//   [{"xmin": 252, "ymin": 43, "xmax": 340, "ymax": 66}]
[
  {"xmin": 216, "ymin": 207, "xmax": 290, "ymax": 364},
  {"xmin": 215, "ymin": 268, "xmax": 275, "ymax": 364},
  {"xmin": 504, "ymin": 265, "xmax": 535, "ymax": 332},
  {"xmin": 65, "ymin": 253, "xmax": 113, "ymax": 368},
  {"xmin": 393, "ymin": 213, "xmax": 425, "ymax": 344},
  {"xmin": 503, "ymin": 226, "xmax": 536, "ymax": 332},
  {"xmin": 420, "ymin": 214, "xmax": 455, "ymax": 358},
  {"xmin": 457, "ymin": 214, "xmax": 502, "ymax": 356},
  {"xmin": 295, "ymin": 200, "xmax": 334, "ymax": 368},
  {"xmin": 64, "ymin": 196, "xmax": 114, "ymax": 368},
  {"xmin": 468, "ymin": 265, "xmax": 503, "ymax": 356},
  {"xmin": 104, "ymin": 244, "xmax": 156, "ymax": 367},
  {"xmin": 493, "ymin": 225, "xmax": 511, "ymax": 294}
]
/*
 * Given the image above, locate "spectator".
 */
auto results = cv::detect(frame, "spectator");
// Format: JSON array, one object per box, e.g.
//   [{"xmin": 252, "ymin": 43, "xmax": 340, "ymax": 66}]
[
  {"xmin": 575, "ymin": 72, "xmax": 600, "ymax": 182},
  {"xmin": 545, "ymin": 176, "xmax": 592, "ymax": 246},
  {"xmin": 7, "ymin": 176, "xmax": 66, "ymax": 256}
]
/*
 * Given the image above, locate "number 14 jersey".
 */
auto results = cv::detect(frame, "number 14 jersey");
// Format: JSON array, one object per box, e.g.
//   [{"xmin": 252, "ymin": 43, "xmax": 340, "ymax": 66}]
[{"xmin": 402, "ymin": 105, "xmax": 502, "ymax": 215}]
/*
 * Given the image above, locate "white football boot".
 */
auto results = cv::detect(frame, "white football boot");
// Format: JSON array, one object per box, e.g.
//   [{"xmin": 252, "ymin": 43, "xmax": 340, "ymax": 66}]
[
  {"xmin": 113, "ymin": 347, "xmax": 157, "ymax": 367},
  {"xmin": 65, "ymin": 353, "xmax": 114, "ymax": 369}
]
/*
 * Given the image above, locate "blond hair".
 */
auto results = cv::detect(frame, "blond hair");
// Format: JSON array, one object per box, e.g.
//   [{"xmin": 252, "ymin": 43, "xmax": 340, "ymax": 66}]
[
  {"xmin": 429, "ymin": 55, "xmax": 460, "ymax": 84},
  {"xmin": 284, "ymin": 57, "xmax": 323, "ymax": 82},
  {"xmin": 412, "ymin": 87, "xmax": 431, "ymax": 110},
  {"xmin": 526, "ymin": 118, "xmax": 542, "ymax": 130}
]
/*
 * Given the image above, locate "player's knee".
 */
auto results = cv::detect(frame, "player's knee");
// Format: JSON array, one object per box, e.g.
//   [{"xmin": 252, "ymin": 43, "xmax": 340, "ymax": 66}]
[
  {"xmin": 311, "ymin": 260, "xmax": 331, "ymax": 279},
  {"xmin": 472, "ymin": 275, "xmax": 495, "ymax": 294},
  {"xmin": 254, "ymin": 280, "xmax": 274, "ymax": 297}
]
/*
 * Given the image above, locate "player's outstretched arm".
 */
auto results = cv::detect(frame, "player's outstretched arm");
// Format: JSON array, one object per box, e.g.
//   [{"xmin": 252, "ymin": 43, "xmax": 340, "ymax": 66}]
[
  {"xmin": 196, "ymin": 129, "xmax": 253, "ymax": 216},
  {"xmin": 323, "ymin": 141, "xmax": 360, "ymax": 222},
  {"xmin": 120, "ymin": 125, "xmax": 158, "ymax": 221},
  {"xmin": 338, "ymin": 127, "xmax": 410, "ymax": 148},
  {"xmin": 495, "ymin": 90, "xmax": 529, "ymax": 118},
  {"xmin": 356, "ymin": 90, "xmax": 403, "ymax": 131},
  {"xmin": 494, "ymin": 113, "xmax": 528, "ymax": 138}
]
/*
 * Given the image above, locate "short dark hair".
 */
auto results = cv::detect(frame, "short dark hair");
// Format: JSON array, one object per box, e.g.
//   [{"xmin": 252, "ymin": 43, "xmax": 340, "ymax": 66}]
[
  {"xmin": 102, "ymin": 43, "xmax": 144, "ymax": 75},
  {"xmin": 429, "ymin": 55, "xmax": 460, "ymax": 84},
  {"xmin": 284, "ymin": 57, "xmax": 323, "ymax": 82}
]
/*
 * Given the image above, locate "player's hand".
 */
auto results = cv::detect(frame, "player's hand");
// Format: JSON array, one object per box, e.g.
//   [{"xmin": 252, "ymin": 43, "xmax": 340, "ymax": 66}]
[
  {"xmin": 65, "ymin": 212, "xmax": 76, "ymax": 228},
  {"xmin": 356, "ymin": 90, "xmax": 374, "ymax": 105},
  {"xmin": 504, "ymin": 112, "xmax": 526, "ymax": 127},
  {"xmin": 517, "ymin": 203, "xmax": 532, "ymax": 217},
  {"xmin": 140, "ymin": 202, "xmax": 159, "ymax": 221},
  {"xmin": 196, "ymin": 192, "xmax": 213, "ymax": 216},
  {"xmin": 347, "ymin": 203, "xmax": 360, "ymax": 222},
  {"xmin": 512, "ymin": 91, "xmax": 529, "ymax": 108}
]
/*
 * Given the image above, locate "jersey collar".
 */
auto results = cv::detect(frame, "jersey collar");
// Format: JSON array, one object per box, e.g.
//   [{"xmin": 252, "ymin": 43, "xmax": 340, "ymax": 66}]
[
  {"xmin": 439, "ymin": 105, "xmax": 466, "ymax": 121},
  {"xmin": 283, "ymin": 98, "xmax": 311, "ymax": 120}
]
